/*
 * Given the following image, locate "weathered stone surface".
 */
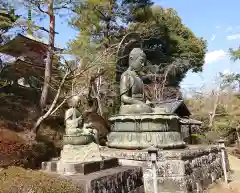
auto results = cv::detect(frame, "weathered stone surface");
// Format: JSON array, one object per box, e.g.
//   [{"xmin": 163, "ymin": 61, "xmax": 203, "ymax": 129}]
[
  {"xmin": 45, "ymin": 158, "xmax": 119, "ymax": 175},
  {"xmin": 108, "ymin": 114, "xmax": 186, "ymax": 149},
  {"xmin": 42, "ymin": 160, "xmax": 58, "ymax": 172},
  {"xmin": 109, "ymin": 114, "xmax": 180, "ymax": 132},
  {"xmin": 63, "ymin": 134, "xmax": 93, "ymax": 145},
  {"xmin": 60, "ymin": 142, "xmax": 103, "ymax": 163},
  {"xmin": 45, "ymin": 166, "xmax": 144, "ymax": 193},
  {"xmin": 108, "ymin": 131, "xmax": 185, "ymax": 149},
  {"xmin": 101, "ymin": 145, "xmax": 230, "ymax": 193}
]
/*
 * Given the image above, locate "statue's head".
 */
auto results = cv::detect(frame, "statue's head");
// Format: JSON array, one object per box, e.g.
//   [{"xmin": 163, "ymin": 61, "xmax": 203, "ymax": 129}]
[
  {"xmin": 68, "ymin": 95, "xmax": 80, "ymax": 108},
  {"xmin": 128, "ymin": 48, "xmax": 146, "ymax": 72}
]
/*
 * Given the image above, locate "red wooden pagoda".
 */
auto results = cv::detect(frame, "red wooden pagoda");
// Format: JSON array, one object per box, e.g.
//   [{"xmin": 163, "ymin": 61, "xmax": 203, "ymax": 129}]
[{"xmin": 0, "ymin": 33, "xmax": 62, "ymax": 83}]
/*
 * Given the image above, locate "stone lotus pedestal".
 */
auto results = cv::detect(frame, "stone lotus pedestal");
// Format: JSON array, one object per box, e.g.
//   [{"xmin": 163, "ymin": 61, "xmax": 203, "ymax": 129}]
[{"xmin": 107, "ymin": 114, "xmax": 186, "ymax": 149}]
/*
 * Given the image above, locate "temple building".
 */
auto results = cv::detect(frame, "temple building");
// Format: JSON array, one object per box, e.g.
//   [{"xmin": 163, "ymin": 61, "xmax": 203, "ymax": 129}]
[
  {"xmin": 0, "ymin": 33, "xmax": 62, "ymax": 88},
  {"xmin": 154, "ymin": 99, "xmax": 203, "ymax": 144}
]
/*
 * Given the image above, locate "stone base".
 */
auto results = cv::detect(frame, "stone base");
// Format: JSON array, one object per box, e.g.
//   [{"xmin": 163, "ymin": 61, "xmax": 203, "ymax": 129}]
[
  {"xmin": 101, "ymin": 145, "xmax": 230, "ymax": 193},
  {"xmin": 108, "ymin": 131, "xmax": 186, "ymax": 149},
  {"xmin": 60, "ymin": 142, "xmax": 103, "ymax": 162},
  {"xmin": 42, "ymin": 163, "xmax": 144, "ymax": 193},
  {"xmin": 42, "ymin": 157, "xmax": 119, "ymax": 175},
  {"xmin": 63, "ymin": 166, "xmax": 144, "ymax": 193},
  {"xmin": 108, "ymin": 114, "xmax": 186, "ymax": 149},
  {"xmin": 63, "ymin": 134, "xmax": 93, "ymax": 145}
]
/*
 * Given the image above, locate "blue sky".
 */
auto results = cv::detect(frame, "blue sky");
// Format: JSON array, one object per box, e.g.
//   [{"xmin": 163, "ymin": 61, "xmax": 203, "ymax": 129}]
[
  {"xmin": 154, "ymin": 0, "xmax": 240, "ymax": 92},
  {"xmin": 20, "ymin": 0, "xmax": 240, "ymax": 92}
]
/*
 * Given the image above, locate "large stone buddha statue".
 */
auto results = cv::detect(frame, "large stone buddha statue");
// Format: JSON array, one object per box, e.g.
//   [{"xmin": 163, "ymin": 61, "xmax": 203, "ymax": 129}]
[
  {"xmin": 119, "ymin": 48, "xmax": 153, "ymax": 114},
  {"xmin": 106, "ymin": 33, "xmax": 185, "ymax": 150}
]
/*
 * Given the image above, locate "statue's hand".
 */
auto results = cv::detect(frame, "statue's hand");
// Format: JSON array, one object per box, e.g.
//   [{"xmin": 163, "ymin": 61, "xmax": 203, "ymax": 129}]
[
  {"xmin": 136, "ymin": 100, "xmax": 147, "ymax": 105},
  {"xmin": 146, "ymin": 100, "xmax": 151, "ymax": 105},
  {"xmin": 138, "ymin": 100, "xmax": 151, "ymax": 107},
  {"xmin": 146, "ymin": 100, "xmax": 154, "ymax": 108},
  {"xmin": 77, "ymin": 116, "xmax": 83, "ymax": 125}
]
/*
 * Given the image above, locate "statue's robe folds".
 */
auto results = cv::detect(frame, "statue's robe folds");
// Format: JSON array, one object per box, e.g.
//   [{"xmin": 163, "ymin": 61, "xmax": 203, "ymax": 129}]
[
  {"xmin": 119, "ymin": 70, "xmax": 153, "ymax": 114},
  {"xmin": 64, "ymin": 108, "xmax": 83, "ymax": 135}
]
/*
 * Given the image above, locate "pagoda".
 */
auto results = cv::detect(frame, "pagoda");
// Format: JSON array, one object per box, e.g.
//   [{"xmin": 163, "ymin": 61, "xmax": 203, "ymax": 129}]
[{"xmin": 0, "ymin": 33, "xmax": 62, "ymax": 87}]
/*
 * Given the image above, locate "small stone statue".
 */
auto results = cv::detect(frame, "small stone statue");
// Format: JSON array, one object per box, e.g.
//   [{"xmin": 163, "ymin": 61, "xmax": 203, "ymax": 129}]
[
  {"xmin": 61, "ymin": 96, "xmax": 104, "ymax": 163},
  {"xmin": 119, "ymin": 48, "xmax": 153, "ymax": 114},
  {"xmin": 64, "ymin": 95, "xmax": 83, "ymax": 135}
]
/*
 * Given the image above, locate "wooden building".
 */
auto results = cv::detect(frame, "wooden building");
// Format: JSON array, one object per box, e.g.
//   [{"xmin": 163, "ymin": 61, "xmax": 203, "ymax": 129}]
[
  {"xmin": 153, "ymin": 99, "xmax": 203, "ymax": 144},
  {"xmin": 0, "ymin": 33, "xmax": 62, "ymax": 87}
]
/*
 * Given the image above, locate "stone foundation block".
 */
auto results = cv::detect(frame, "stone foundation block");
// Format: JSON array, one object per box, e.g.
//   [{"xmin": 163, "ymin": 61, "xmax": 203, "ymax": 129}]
[
  {"xmin": 101, "ymin": 145, "xmax": 230, "ymax": 193},
  {"xmin": 42, "ymin": 158, "xmax": 144, "ymax": 192}
]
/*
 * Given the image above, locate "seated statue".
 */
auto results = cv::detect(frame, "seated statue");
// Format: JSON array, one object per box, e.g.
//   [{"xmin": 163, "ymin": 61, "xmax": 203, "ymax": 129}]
[
  {"xmin": 119, "ymin": 48, "xmax": 154, "ymax": 114},
  {"xmin": 64, "ymin": 96, "xmax": 83, "ymax": 135}
]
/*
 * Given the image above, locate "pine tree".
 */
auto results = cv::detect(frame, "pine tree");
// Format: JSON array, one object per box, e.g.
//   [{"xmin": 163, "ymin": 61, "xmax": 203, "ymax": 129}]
[{"xmin": 121, "ymin": 0, "xmax": 154, "ymax": 22}]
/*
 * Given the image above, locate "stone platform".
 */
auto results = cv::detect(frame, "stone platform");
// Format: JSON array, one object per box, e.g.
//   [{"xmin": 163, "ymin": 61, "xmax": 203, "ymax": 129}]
[
  {"xmin": 101, "ymin": 145, "xmax": 230, "ymax": 193},
  {"xmin": 42, "ymin": 157, "xmax": 119, "ymax": 175},
  {"xmin": 44, "ymin": 166, "xmax": 144, "ymax": 193},
  {"xmin": 42, "ymin": 158, "xmax": 144, "ymax": 193}
]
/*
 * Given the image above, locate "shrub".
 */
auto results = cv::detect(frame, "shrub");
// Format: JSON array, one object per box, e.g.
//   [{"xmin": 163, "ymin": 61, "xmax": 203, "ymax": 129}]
[
  {"xmin": 0, "ymin": 167, "xmax": 84, "ymax": 193},
  {"xmin": 0, "ymin": 129, "xmax": 32, "ymax": 168},
  {"xmin": 0, "ymin": 128, "xmax": 62, "ymax": 169}
]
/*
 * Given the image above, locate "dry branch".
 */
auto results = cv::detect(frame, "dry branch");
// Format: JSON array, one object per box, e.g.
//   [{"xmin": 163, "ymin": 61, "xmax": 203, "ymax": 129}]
[{"xmin": 33, "ymin": 69, "xmax": 70, "ymax": 133}]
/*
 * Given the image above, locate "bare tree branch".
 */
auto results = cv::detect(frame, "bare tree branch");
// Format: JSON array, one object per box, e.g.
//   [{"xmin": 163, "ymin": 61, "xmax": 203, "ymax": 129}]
[
  {"xmin": 33, "ymin": 69, "xmax": 70, "ymax": 133},
  {"xmin": 50, "ymin": 98, "xmax": 67, "ymax": 115},
  {"xmin": 36, "ymin": 3, "xmax": 48, "ymax": 14},
  {"xmin": 54, "ymin": 0, "xmax": 74, "ymax": 10},
  {"xmin": 38, "ymin": 26, "xmax": 59, "ymax": 34}
]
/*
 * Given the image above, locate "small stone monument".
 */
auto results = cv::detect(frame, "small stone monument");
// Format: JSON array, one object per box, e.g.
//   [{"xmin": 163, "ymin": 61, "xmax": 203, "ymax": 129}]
[
  {"xmin": 41, "ymin": 95, "xmax": 145, "ymax": 193},
  {"xmin": 58, "ymin": 95, "xmax": 104, "ymax": 174}
]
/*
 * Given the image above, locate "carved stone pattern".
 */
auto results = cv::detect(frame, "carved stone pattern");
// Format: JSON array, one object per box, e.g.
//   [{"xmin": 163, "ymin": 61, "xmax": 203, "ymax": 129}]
[
  {"xmin": 90, "ymin": 167, "xmax": 144, "ymax": 193},
  {"xmin": 101, "ymin": 146, "xmax": 229, "ymax": 192},
  {"xmin": 60, "ymin": 143, "xmax": 102, "ymax": 162},
  {"xmin": 107, "ymin": 131, "xmax": 185, "ymax": 149}
]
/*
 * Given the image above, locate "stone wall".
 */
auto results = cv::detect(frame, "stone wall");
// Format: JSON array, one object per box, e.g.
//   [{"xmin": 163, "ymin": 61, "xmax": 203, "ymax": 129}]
[{"xmin": 102, "ymin": 145, "xmax": 229, "ymax": 193}]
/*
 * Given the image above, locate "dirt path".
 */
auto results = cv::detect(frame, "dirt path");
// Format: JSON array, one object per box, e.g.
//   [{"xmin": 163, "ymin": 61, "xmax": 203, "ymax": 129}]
[{"xmin": 206, "ymin": 154, "xmax": 240, "ymax": 193}]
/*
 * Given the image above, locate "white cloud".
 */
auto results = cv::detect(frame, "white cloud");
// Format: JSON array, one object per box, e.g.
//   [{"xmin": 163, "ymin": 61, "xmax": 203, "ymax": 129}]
[
  {"xmin": 205, "ymin": 50, "xmax": 227, "ymax": 64},
  {"xmin": 227, "ymin": 33, "xmax": 240, "ymax": 40},
  {"xmin": 226, "ymin": 26, "xmax": 233, "ymax": 32},
  {"xmin": 222, "ymin": 69, "xmax": 230, "ymax": 75},
  {"xmin": 215, "ymin": 25, "xmax": 221, "ymax": 29},
  {"xmin": 211, "ymin": 35, "xmax": 216, "ymax": 41}
]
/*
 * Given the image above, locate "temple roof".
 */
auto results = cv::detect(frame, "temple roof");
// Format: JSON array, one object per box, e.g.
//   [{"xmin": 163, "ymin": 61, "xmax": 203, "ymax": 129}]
[
  {"xmin": 153, "ymin": 99, "xmax": 203, "ymax": 125},
  {"xmin": 179, "ymin": 118, "xmax": 202, "ymax": 125},
  {"xmin": 0, "ymin": 33, "xmax": 62, "ymax": 58},
  {"xmin": 153, "ymin": 99, "xmax": 191, "ymax": 117},
  {"xmin": 1, "ymin": 58, "xmax": 58, "ymax": 80},
  {"xmin": 1, "ymin": 58, "xmax": 44, "ymax": 80}
]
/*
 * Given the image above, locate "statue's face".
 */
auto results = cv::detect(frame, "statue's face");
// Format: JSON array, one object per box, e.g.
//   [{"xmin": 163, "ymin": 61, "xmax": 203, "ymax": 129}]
[
  {"xmin": 69, "ymin": 95, "xmax": 80, "ymax": 107},
  {"xmin": 129, "ymin": 52, "xmax": 146, "ymax": 72}
]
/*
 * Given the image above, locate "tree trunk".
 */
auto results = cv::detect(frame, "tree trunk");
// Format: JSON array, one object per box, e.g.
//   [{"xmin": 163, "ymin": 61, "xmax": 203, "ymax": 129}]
[
  {"xmin": 238, "ymin": 80, "xmax": 240, "ymax": 93},
  {"xmin": 40, "ymin": 0, "xmax": 55, "ymax": 111},
  {"xmin": 209, "ymin": 91, "xmax": 219, "ymax": 129},
  {"xmin": 189, "ymin": 125, "xmax": 192, "ymax": 144}
]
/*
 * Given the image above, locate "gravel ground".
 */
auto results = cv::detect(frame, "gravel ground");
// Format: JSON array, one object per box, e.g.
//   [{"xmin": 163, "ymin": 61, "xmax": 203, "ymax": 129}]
[{"xmin": 205, "ymin": 154, "xmax": 240, "ymax": 193}]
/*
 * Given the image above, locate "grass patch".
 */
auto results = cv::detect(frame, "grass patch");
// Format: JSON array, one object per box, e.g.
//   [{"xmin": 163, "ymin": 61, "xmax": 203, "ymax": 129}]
[{"xmin": 0, "ymin": 167, "xmax": 84, "ymax": 193}]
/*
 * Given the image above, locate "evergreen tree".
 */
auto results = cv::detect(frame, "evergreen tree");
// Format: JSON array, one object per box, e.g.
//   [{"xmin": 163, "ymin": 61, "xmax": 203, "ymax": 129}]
[
  {"xmin": 127, "ymin": 6, "xmax": 207, "ymax": 86},
  {"xmin": 229, "ymin": 47, "xmax": 240, "ymax": 61},
  {"xmin": 121, "ymin": 0, "xmax": 154, "ymax": 22}
]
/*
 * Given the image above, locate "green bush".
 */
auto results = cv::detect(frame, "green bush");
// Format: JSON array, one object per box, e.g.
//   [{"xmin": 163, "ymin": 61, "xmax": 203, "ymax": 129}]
[{"xmin": 0, "ymin": 167, "xmax": 84, "ymax": 193}]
